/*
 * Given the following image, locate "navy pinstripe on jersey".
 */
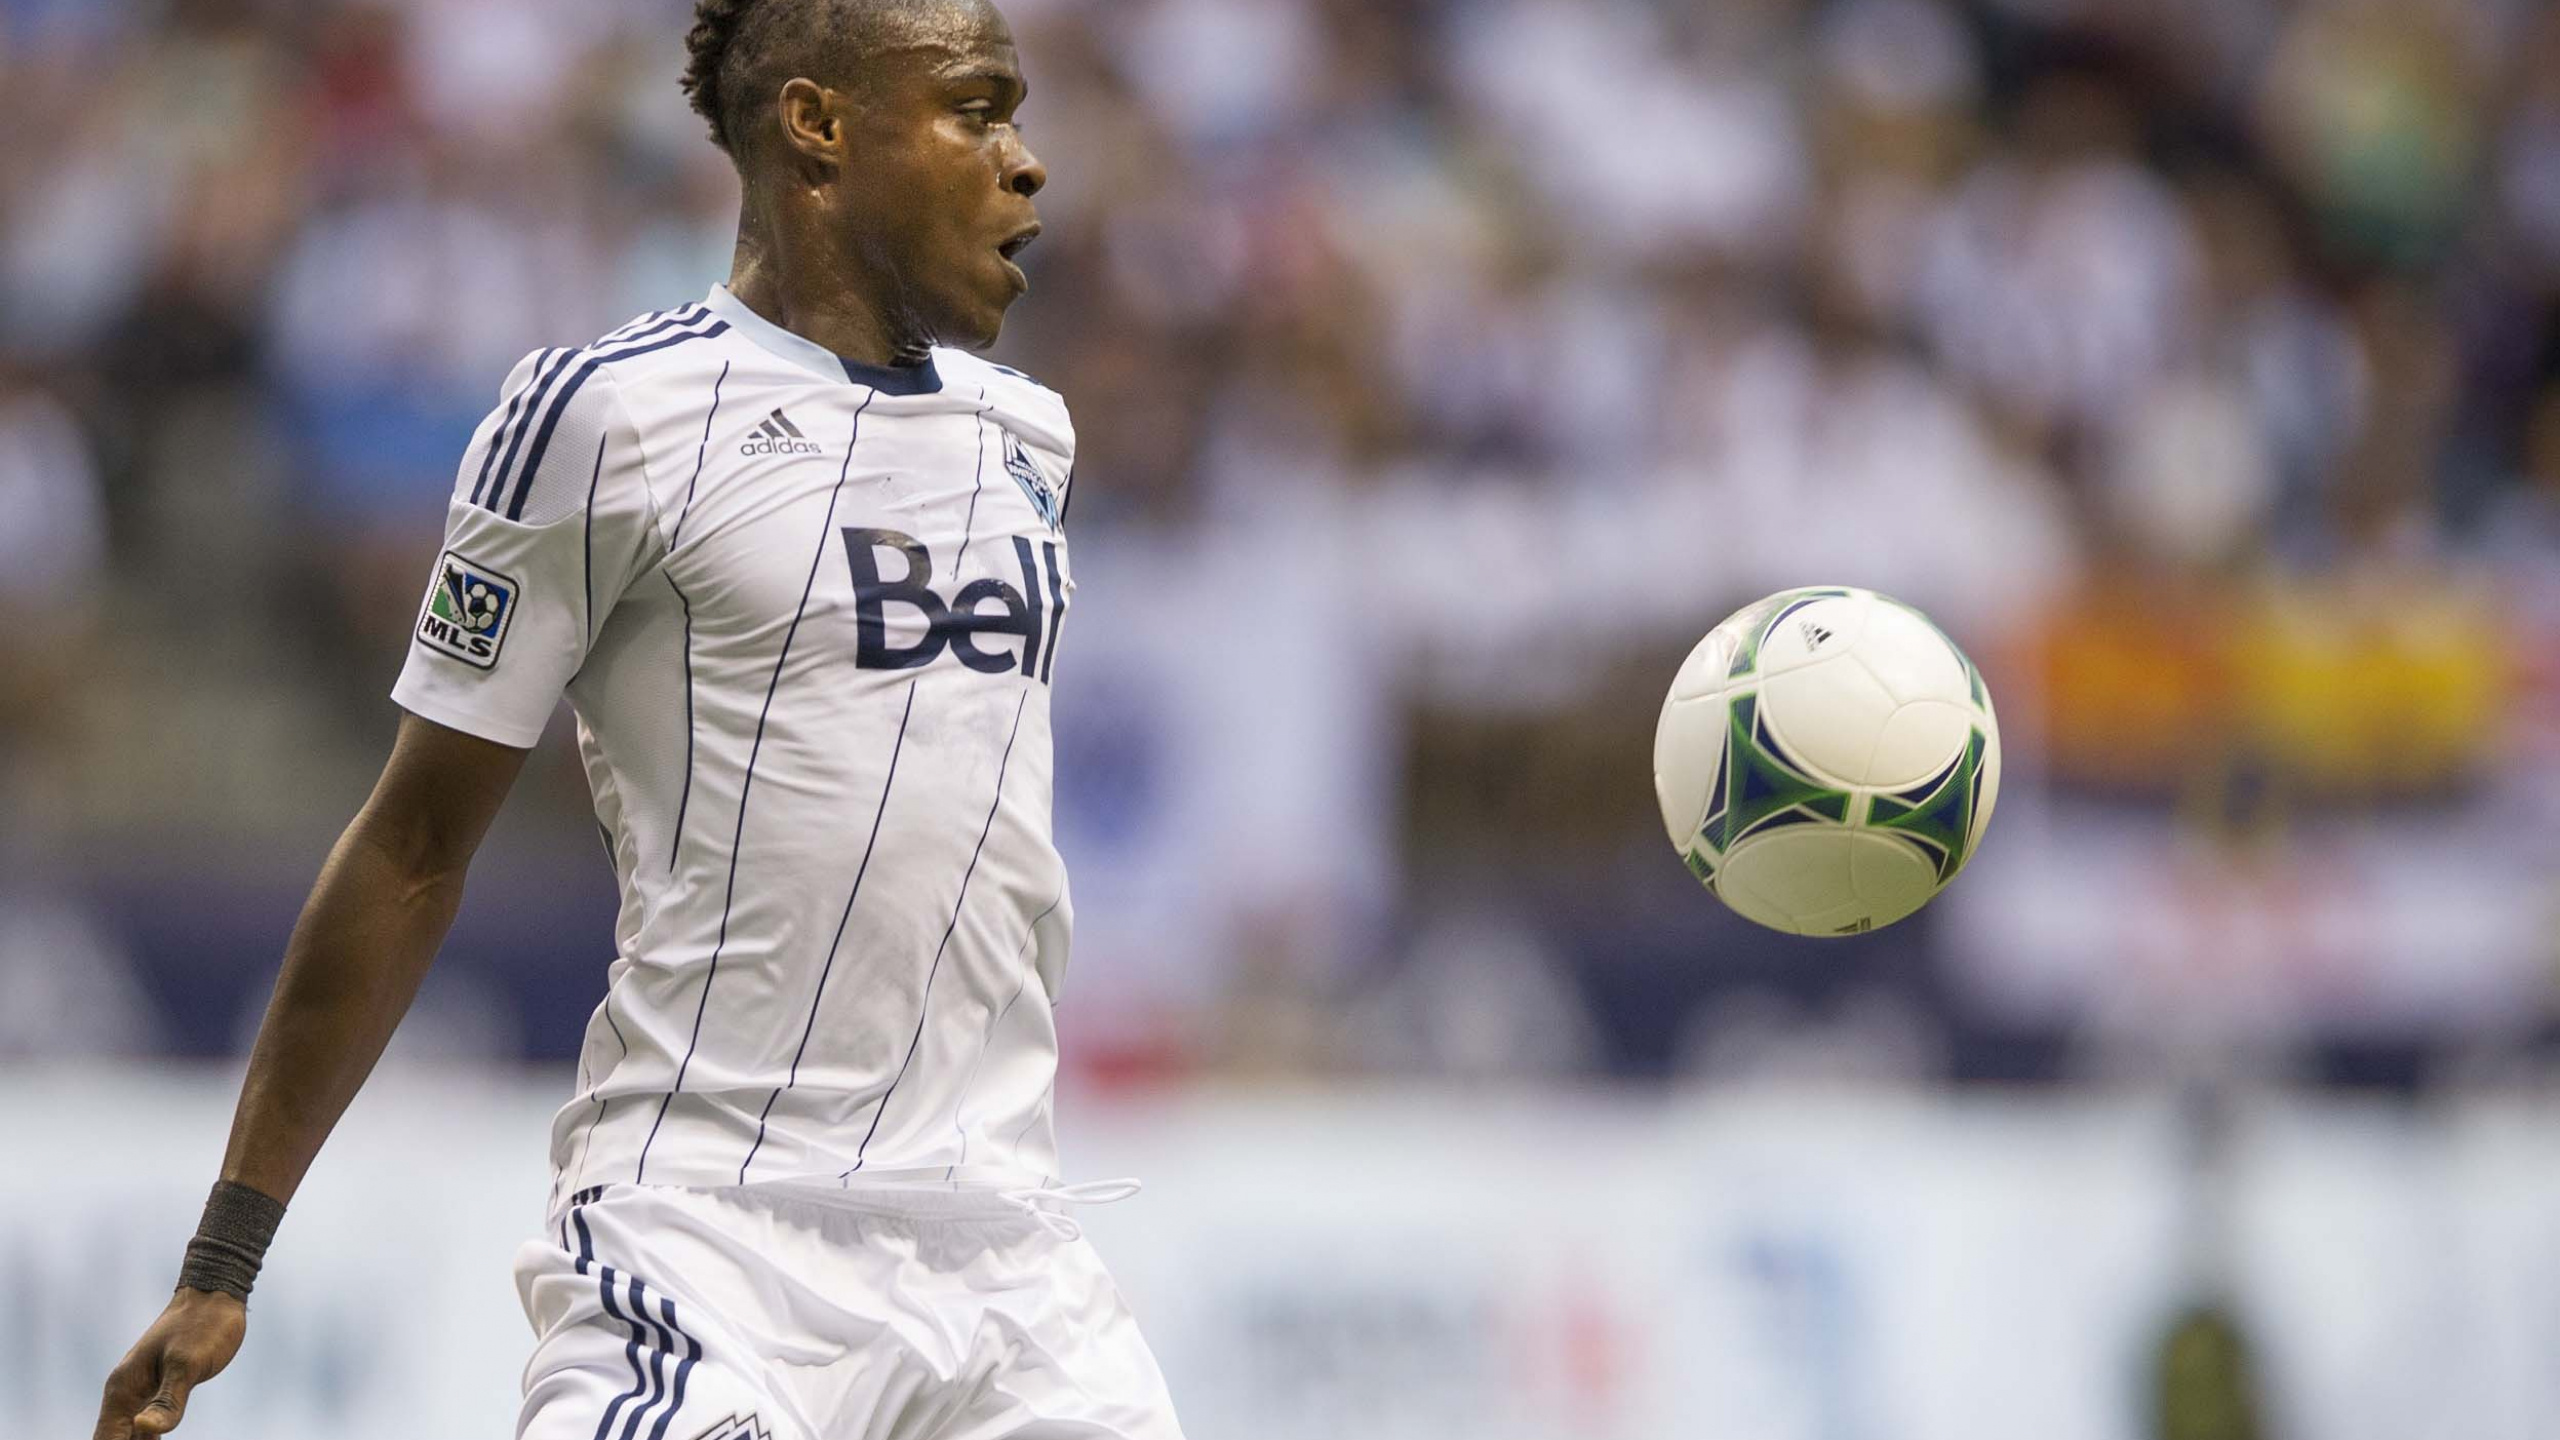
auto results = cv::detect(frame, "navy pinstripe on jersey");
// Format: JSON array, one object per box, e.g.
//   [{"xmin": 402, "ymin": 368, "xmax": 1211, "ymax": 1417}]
[
  {"xmin": 665, "ymin": 362, "xmax": 729, "ymax": 872},
  {"xmin": 844, "ymin": 689, "xmax": 1030, "ymax": 1179},
  {"xmin": 950, "ymin": 386, "xmax": 994, "ymax": 580},
  {"xmin": 949, "ymin": 886, "xmax": 1063, "ymax": 1176},
  {"xmin": 740, "ymin": 679, "xmax": 920, "ymax": 1184},
  {"xmin": 580, "ymin": 436, "xmax": 610, "ymax": 646},
  {"xmin": 636, "ymin": 394, "xmax": 880, "ymax": 1184}
]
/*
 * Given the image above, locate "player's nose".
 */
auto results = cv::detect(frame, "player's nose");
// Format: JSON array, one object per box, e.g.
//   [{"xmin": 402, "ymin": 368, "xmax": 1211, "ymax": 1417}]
[{"xmin": 1004, "ymin": 137, "xmax": 1047, "ymax": 199}]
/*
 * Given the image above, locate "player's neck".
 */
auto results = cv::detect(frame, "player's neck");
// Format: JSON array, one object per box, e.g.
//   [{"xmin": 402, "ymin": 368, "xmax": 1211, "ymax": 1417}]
[{"xmin": 726, "ymin": 236, "xmax": 932, "ymax": 372}]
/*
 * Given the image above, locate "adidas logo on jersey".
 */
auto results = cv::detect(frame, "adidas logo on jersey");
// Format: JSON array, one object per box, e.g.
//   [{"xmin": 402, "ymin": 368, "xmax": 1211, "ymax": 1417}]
[{"xmin": 741, "ymin": 409, "xmax": 823, "ymax": 456}]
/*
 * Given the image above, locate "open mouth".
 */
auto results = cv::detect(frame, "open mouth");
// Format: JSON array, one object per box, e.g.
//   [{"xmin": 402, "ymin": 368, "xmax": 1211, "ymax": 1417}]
[{"xmin": 997, "ymin": 225, "xmax": 1041, "ymax": 262}]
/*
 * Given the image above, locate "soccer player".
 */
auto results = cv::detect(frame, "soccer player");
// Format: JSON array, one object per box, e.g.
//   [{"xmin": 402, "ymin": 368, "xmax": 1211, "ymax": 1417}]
[{"xmin": 93, "ymin": 2, "xmax": 1185, "ymax": 1436}]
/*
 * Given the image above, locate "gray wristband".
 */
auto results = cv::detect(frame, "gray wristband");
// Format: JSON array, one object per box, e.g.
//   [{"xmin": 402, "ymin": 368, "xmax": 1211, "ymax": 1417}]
[{"xmin": 176, "ymin": 1181, "xmax": 285, "ymax": 1302}]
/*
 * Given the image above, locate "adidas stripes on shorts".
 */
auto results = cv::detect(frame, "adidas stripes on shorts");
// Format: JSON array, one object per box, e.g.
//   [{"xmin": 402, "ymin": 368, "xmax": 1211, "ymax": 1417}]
[{"xmin": 513, "ymin": 1182, "xmax": 1185, "ymax": 1440}]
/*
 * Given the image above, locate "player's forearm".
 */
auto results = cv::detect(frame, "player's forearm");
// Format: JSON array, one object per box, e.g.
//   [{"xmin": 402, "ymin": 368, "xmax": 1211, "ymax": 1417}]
[{"xmin": 214, "ymin": 808, "xmax": 472, "ymax": 1204}]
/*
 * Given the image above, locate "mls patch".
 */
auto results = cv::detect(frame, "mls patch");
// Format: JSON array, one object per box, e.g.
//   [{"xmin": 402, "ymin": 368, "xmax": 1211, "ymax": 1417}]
[
  {"xmin": 416, "ymin": 550, "xmax": 520, "ymax": 669},
  {"xmin": 1003, "ymin": 431, "xmax": 1063, "ymax": 532}
]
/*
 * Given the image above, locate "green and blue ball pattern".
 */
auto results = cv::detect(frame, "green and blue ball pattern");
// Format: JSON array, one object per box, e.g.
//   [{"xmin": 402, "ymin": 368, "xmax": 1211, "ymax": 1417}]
[{"xmin": 1655, "ymin": 587, "xmax": 2000, "ymax": 937}]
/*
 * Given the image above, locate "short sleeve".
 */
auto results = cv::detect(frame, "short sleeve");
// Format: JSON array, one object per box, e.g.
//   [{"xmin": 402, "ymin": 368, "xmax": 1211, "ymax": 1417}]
[{"xmin": 391, "ymin": 352, "xmax": 664, "ymax": 748}]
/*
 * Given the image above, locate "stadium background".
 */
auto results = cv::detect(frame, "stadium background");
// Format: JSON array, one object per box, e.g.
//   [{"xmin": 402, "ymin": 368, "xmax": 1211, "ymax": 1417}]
[{"xmin": 6, "ymin": 0, "xmax": 2560, "ymax": 1434}]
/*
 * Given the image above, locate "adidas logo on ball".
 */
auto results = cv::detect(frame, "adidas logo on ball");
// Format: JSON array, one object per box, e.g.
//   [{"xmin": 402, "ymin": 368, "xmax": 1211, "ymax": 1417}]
[{"xmin": 741, "ymin": 408, "xmax": 823, "ymax": 456}]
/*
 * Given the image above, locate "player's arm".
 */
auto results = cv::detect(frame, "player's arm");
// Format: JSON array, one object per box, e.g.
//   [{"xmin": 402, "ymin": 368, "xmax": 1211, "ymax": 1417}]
[
  {"xmin": 96, "ymin": 348, "xmax": 660, "ymax": 1440},
  {"xmin": 91, "ymin": 715, "xmax": 528, "ymax": 1440},
  {"xmin": 217, "ymin": 714, "xmax": 527, "ymax": 1202}
]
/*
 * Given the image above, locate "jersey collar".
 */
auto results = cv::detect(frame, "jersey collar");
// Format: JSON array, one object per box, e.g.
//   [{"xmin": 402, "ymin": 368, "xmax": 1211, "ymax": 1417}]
[{"xmin": 703, "ymin": 285, "xmax": 945, "ymax": 396}]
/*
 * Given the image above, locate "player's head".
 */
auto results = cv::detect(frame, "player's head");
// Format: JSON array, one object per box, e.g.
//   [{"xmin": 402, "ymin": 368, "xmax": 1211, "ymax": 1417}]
[{"xmin": 682, "ymin": 0, "xmax": 1047, "ymax": 352}]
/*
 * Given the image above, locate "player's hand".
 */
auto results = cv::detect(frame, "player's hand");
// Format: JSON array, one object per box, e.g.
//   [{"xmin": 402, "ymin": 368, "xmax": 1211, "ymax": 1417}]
[{"xmin": 92, "ymin": 1287, "xmax": 246, "ymax": 1439}]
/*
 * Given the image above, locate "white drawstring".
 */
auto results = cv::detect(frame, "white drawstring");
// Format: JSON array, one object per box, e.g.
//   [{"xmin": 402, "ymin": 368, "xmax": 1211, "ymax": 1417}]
[{"xmin": 999, "ymin": 1178, "xmax": 1142, "ymax": 1240}]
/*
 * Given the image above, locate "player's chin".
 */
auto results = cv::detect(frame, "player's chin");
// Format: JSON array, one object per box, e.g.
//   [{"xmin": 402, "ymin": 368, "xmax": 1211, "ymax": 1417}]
[{"xmin": 932, "ymin": 278, "xmax": 1024, "ymax": 351}]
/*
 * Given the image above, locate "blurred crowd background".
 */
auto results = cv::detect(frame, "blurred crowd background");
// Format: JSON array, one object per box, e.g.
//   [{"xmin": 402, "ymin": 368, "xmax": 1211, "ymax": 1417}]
[
  {"xmin": 8, "ymin": 0, "xmax": 2560, "ymax": 1089},
  {"xmin": 12, "ymin": 0, "xmax": 2560, "ymax": 1435}
]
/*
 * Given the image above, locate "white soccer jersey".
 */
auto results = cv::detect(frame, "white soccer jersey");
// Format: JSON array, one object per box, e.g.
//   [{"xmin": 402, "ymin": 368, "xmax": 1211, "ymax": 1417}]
[{"xmin": 392, "ymin": 286, "xmax": 1081, "ymax": 1201}]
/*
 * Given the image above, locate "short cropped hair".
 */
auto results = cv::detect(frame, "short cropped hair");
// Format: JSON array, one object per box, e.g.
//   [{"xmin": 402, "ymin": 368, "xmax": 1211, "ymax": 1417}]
[{"xmin": 680, "ymin": 0, "xmax": 935, "ymax": 157}]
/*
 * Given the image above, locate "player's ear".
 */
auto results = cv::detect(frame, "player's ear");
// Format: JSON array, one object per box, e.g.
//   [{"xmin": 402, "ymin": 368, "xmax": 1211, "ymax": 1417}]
[{"xmin": 777, "ymin": 78, "xmax": 845, "ymax": 172}]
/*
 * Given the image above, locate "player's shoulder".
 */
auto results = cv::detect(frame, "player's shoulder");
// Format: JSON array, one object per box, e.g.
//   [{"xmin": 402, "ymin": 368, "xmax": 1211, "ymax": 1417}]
[
  {"xmin": 490, "ymin": 303, "xmax": 737, "ymax": 408},
  {"xmin": 573, "ymin": 302, "xmax": 737, "ymax": 388},
  {"xmin": 934, "ymin": 348, "xmax": 1076, "ymax": 455},
  {"xmin": 463, "ymin": 305, "xmax": 737, "ymax": 519}
]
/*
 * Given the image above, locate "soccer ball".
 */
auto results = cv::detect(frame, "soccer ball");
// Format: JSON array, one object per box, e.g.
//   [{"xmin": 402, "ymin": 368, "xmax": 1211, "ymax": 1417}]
[
  {"xmin": 460, "ymin": 581, "xmax": 503, "ymax": 631},
  {"xmin": 1653, "ymin": 587, "xmax": 2000, "ymax": 936}
]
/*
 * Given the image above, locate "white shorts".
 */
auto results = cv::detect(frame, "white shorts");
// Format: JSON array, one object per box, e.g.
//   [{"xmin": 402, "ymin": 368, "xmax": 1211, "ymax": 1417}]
[{"xmin": 512, "ymin": 1182, "xmax": 1185, "ymax": 1440}]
